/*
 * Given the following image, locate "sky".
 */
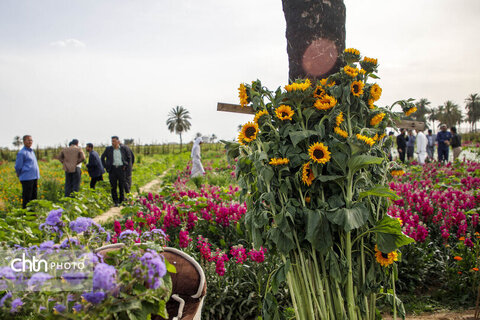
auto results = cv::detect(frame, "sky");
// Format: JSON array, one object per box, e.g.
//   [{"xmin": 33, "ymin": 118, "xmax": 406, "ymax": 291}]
[{"xmin": 0, "ymin": 0, "xmax": 479, "ymax": 148}]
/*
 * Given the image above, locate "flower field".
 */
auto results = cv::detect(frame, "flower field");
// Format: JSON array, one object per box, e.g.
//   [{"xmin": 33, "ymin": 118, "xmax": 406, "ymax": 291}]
[{"xmin": 2, "ymin": 141, "xmax": 480, "ymax": 318}]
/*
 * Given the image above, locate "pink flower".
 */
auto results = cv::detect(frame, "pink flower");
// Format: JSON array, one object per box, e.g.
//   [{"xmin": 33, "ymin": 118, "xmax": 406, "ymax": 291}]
[{"xmin": 179, "ymin": 230, "xmax": 192, "ymax": 248}]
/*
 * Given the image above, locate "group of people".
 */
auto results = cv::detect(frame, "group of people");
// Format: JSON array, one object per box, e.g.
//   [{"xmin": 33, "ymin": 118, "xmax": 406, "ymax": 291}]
[
  {"xmin": 396, "ymin": 124, "xmax": 462, "ymax": 165},
  {"xmin": 15, "ymin": 135, "xmax": 135, "ymax": 208}
]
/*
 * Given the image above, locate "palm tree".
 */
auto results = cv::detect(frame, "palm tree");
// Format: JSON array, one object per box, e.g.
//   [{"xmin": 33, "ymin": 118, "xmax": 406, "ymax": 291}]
[
  {"xmin": 437, "ymin": 101, "xmax": 463, "ymax": 128},
  {"xmin": 413, "ymin": 98, "xmax": 431, "ymax": 124},
  {"xmin": 428, "ymin": 107, "xmax": 438, "ymax": 132},
  {"xmin": 166, "ymin": 106, "xmax": 191, "ymax": 152},
  {"xmin": 465, "ymin": 93, "xmax": 480, "ymax": 132},
  {"xmin": 12, "ymin": 136, "xmax": 22, "ymax": 150}
]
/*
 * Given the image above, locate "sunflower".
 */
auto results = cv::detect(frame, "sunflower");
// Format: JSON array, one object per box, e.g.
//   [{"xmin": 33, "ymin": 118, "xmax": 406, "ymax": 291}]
[
  {"xmin": 343, "ymin": 65, "xmax": 359, "ymax": 78},
  {"xmin": 360, "ymin": 56, "xmax": 378, "ymax": 72},
  {"xmin": 375, "ymin": 245, "xmax": 398, "ymax": 267},
  {"xmin": 336, "ymin": 112, "xmax": 344, "ymax": 126},
  {"xmin": 275, "ymin": 105, "xmax": 294, "ymax": 120},
  {"xmin": 308, "ymin": 142, "xmax": 331, "ymax": 164},
  {"xmin": 320, "ymin": 78, "xmax": 336, "ymax": 87},
  {"xmin": 254, "ymin": 110, "xmax": 269, "ymax": 124},
  {"xmin": 454, "ymin": 256, "xmax": 463, "ymax": 261},
  {"xmin": 302, "ymin": 163, "xmax": 315, "ymax": 186},
  {"xmin": 370, "ymin": 84, "xmax": 382, "ymax": 101},
  {"xmin": 344, "ymin": 48, "xmax": 361, "ymax": 63},
  {"xmin": 305, "ymin": 196, "xmax": 311, "ymax": 203},
  {"xmin": 376, "ymin": 133, "xmax": 386, "ymax": 142},
  {"xmin": 390, "ymin": 170, "xmax": 405, "ymax": 176},
  {"xmin": 351, "ymin": 81, "xmax": 364, "ymax": 97},
  {"xmin": 405, "ymin": 107, "xmax": 417, "ymax": 116},
  {"xmin": 314, "ymin": 95, "xmax": 337, "ymax": 110},
  {"xmin": 334, "ymin": 126, "xmax": 348, "ymax": 138},
  {"xmin": 285, "ymin": 79, "xmax": 311, "ymax": 92},
  {"xmin": 238, "ymin": 84, "xmax": 249, "ymax": 107},
  {"xmin": 356, "ymin": 134, "xmax": 375, "ymax": 146},
  {"xmin": 397, "ymin": 218, "xmax": 403, "ymax": 226},
  {"xmin": 368, "ymin": 98, "xmax": 376, "ymax": 109},
  {"xmin": 313, "ymin": 85, "xmax": 325, "ymax": 98},
  {"xmin": 370, "ymin": 113, "xmax": 386, "ymax": 126},
  {"xmin": 238, "ymin": 122, "xmax": 259, "ymax": 144},
  {"xmin": 269, "ymin": 158, "xmax": 289, "ymax": 166}
]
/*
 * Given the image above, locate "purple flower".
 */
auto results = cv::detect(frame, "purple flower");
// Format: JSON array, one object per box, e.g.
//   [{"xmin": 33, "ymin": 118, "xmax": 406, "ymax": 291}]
[
  {"xmin": 60, "ymin": 238, "xmax": 81, "ymax": 249},
  {"xmin": 92, "ymin": 263, "xmax": 116, "ymax": 291},
  {"xmin": 27, "ymin": 272, "xmax": 52, "ymax": 288},
  {"xmin": 140, "ymin": 250, "xmax": 166, "ymax": 289},
  {"xmin": 0, "ymin": 267, "xmax": 16, "ymax": 290},
  {"xmin": 0, "ymin": 292, "xmax": 12, "ymax": 308},
  {"xmin": 80, "ymin": 252, "xmax": 103, "ymax": 265},
  {"xmin": 62, "ymin": 272, "xmax": 88, "ymax": 286},
  {"xmin": 45, "ymin": 209, "xmax": 63, "ymax": 226},
  {"xmin": 39, "ymin": 240, "xmax": 55, "ymax": 251},
  {"xmin": 10, "ymin": 298, "xmax": 22, "ymax": 313},
  {"xmin": 118, "ymin": 230, "xmax": 139, "ymax": 241},
  {"xmin": 82, "ymin": 291, "xmax": 106, "ymax": 304},
  {"xmin": 53, "ymin": 303, "xmax": 66, "ymax": 314},
  {"xmin": 70, "ymin": 217, "xmax": 95, "ymax": 233},
  {"xmin": 73, "ymin": 303, "xmax": 83, "ymax": 313}
]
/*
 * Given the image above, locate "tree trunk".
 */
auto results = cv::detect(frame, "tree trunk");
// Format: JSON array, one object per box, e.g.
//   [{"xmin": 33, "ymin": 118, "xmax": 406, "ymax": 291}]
[
  {"xmin": 179, "ymin": 133, "xmax": 183, "ymax": 153},
  {"xmin": 282, "ymin": 0, "xmax": 346, "ymax": 81}
]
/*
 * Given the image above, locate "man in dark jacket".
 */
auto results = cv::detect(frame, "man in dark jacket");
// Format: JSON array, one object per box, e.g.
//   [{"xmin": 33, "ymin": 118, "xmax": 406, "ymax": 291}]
[
  {"xmin": 450, "ymin": 126, "xmax": 462, "ymax": 161},
  {"xmin": 86, "ymin": 143, "xmax": 105, "ymax": 189},
  {"xmin": 436, "ymin": 124, "xmax": 452, "ymax": 164},
  {"xmin": 396, "ymin": 128, "xmax": 407, "ymax": 163},
  {"xmin": 124, "ymin": 144, "xmax": 135, "ymax": 193},
  {"xmin": 101, "ymin": 136, "xmax": 132, "ymax": 206}
]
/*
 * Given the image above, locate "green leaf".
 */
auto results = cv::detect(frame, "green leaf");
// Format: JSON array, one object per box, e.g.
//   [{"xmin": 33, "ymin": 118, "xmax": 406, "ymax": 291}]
[
  {"xmin": 316, "ymin": 175, "xmax": 344, "ymax": 182},
  {"xmin": 110, "ymin": 300, "xmax": 142, "ymax": 314},
  {"xmin": 165, "ymin": 259, "xmax": 177, "ymax": 274},
  {"xmin": 359, "ymin": 186, "xmax": 400, "ymax": 201},
  {"xmin": 270, "ymin": 260, "xmax": 290, "ymax": 293},
  {"xmin": 347, "ymin": 155, "xmax": 384, "ymax": 174},
  {"xmin": 326, "ymin": 203, "xmax": 369, "ymax": 232},
  {"xmin": 305, "ymin": 209, "xmax": 333, "ymax": 254},
  {"xmin": 374, "ymin": 215, "xmax": 415, "ymax": 252},
  {"xmin": 268, "ymin": 227, "xmax": 295, "ymax": 254},
  {"xmin": 289, "ymin": 130, "xmax": 318, "ymax": 147}
]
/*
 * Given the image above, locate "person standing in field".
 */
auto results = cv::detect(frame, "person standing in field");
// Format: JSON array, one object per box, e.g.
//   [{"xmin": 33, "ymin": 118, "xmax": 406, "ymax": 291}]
[
  {"xmin": 436, "ymin": 124, "xmax": 451, "ymax": 163},
  {"xmin": 190, "ymin": 137, "xmax": 205, "ymax": 178},
  {"xmin": 416, "ymin": 128, "xmax": 427, "ymax": 165},
  {"xmin": 59, "ymin": 139, "xmax": 85, "ymax": 197},
  {"xmin": 123, "ymin": 144, "xmax": 135, "ymax": 193},
  {"xmin": 86, "ymin": 143, "xmax": 104, "ymax": 189},
  {"xmin": 450, "ymin": 126, "xmax": 462, "ymax": 161},
  {"xmin": 396, "ymin": 128, "xmax": 407, "ymax": 163},
  {"xmin": 15, "ymin": 135, "xmax": 40, "ymax": 208},
  {"xmin": 426, "ymin": 129, "xmax": 436, "ymax": 161},
  {"xmin": 406, "ymin": 130, "xmax": 416, "ymax": 161},
  {"xmin": 101, "ymin": 136, "xmax": 131, "ymax": 207}
]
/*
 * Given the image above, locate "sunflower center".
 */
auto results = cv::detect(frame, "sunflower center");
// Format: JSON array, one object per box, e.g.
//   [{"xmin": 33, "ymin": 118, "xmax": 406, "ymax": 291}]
[
  {"xmin": 353, "ymin": 84, "xmax": 359, "ymax": 93},
  {"xmin": 245, "ymin": 127, "xmax": 256, "ymax": 138},
  {"xmin": 381, "ymin": 252, "xmax": 389, "ymax": 259},
  {"xmin": 313, "ymin": 149, "xmax": 324, "ymax": 159},
  {"xmin": 281, "ymin": 112, "xmax": 288, "ymax": 118}
]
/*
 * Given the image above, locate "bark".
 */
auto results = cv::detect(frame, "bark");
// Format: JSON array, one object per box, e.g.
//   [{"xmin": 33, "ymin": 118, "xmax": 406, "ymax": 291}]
[{"xmin": 282, "ymin": 0, "xmax": 346, "ymax": 81}]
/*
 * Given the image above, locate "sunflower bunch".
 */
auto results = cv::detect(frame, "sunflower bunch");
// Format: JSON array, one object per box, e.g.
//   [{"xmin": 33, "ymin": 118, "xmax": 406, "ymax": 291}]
[{"xmin": 228, "ymin": 49, "xmax": 413, "ymax": 320}]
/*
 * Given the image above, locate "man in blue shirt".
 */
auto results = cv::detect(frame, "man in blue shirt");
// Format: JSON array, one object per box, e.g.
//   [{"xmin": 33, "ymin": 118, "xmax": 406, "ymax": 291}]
[
  {"xmin": 406, "ymin": 130, "xmax": 416, "ymax": 161},
  {"xmin": 14, "ymin": 135, "xmax": 40, "ymax": 208},
  {"xmin": 426, "ymin": 129, "xmax": 436, "ymax": 160},
  {"xmin": 436, "ymin": 124, "xmax": 452, "ymax": 163}
]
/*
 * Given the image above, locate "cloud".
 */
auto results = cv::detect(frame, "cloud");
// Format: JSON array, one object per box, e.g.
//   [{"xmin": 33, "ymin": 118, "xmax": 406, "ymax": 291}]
[{"xmin": 50, "ymin": 38, "xmax": 86, "ymax": 48}]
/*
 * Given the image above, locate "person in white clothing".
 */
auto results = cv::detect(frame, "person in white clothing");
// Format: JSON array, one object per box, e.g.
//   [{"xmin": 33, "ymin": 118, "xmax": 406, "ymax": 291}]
[
  {"xmin": 190, "ymin": 137, "xmax": 205, "ymax": 178},
  {"xmin": 416, "ymin": 128, "xmax": 428, "ymax": 165}
]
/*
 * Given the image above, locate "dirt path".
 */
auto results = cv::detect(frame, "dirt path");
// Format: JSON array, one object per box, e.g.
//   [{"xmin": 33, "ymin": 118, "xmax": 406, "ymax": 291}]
[
  {"xmin": 383, "ymin": 309, "xmax": 477, "ymax": 320},
  {"xmin": 93, "ymin": 167, "xmax": 173, "ymax": 224}
]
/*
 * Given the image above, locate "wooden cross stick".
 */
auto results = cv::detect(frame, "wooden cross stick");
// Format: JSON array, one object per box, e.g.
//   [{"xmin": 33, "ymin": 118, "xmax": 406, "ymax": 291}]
[
  {"xmin": 217, "ymin": 102, "xmax": 255, "ymax": 115},
  {"xmin": 395, "ymin": 120, "xmax": 425, "ymax": 131}
]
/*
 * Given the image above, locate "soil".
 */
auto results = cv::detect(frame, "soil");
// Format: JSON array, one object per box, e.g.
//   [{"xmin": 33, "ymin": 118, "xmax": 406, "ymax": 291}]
[{"xmin": 383, "ymin": 309, "xmax": 477, "ymax": 320}]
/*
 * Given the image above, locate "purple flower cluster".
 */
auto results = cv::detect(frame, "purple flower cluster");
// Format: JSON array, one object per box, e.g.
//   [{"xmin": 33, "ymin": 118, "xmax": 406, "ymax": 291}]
[
  {"xmin": 92, "ymin": 263, "xmax": 117, "ymax": 292},
  {"xmin": 139, "ymin": 250, "xmax": 166, "ymax": 289}
]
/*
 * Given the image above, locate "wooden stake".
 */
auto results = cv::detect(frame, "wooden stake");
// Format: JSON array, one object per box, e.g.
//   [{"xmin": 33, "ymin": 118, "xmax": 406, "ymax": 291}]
[{"xmin": 217, "ymin": 102, "xmax": 255, "ymax": 115}]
